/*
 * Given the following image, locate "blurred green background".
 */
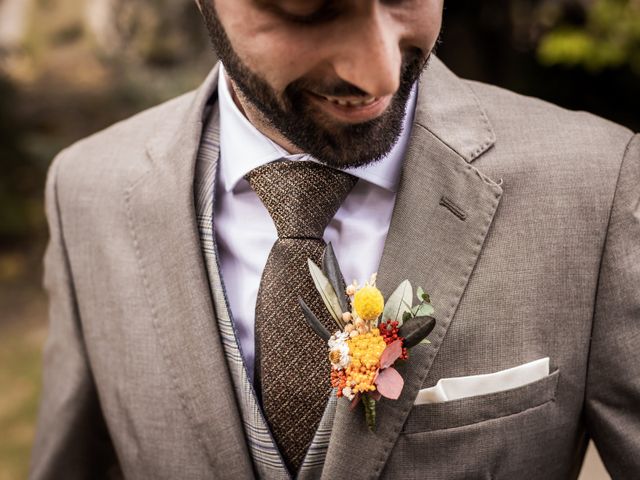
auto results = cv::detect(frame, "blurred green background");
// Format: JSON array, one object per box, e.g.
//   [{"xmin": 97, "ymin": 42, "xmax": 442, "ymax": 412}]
[{"xmin": 1, "ymin": 0, "xmax": 638, "ymax": 478}]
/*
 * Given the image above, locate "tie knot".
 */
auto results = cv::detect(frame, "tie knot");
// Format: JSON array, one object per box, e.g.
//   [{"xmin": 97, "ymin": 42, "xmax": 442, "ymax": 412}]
[{"xmin": 245, "ymin": 161, "xmax": 357, "ymax": 239}]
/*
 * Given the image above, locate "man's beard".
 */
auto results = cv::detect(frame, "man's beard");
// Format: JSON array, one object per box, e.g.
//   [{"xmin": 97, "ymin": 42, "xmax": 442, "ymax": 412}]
[{"xmin": 199, "ymin": 2, "xmax": 432, "ymax": 168}]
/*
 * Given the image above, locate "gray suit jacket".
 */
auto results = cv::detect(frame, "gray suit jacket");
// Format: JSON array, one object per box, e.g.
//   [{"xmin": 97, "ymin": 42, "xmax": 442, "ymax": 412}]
[{"xmin": 31, "ymin": 56, "xmax": 640, "ymax": 479}]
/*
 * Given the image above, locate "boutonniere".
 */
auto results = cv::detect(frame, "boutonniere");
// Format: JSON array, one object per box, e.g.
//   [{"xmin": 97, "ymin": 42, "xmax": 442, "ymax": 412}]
[{"xmin": 298, "ymin": 244, "xmax": 436, "ymax": 431}]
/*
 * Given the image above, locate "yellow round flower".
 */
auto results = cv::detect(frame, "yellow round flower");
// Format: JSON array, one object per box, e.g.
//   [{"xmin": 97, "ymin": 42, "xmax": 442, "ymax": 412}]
[{"xmin": 353, "ymin": 285, "xmax": 384, "ymax": 321}]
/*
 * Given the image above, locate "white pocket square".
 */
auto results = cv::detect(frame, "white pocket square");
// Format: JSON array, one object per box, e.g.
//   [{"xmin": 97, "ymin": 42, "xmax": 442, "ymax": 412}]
[{"xmin": 414, "ymin": 357, "xmax": 550, "ymax": 405}]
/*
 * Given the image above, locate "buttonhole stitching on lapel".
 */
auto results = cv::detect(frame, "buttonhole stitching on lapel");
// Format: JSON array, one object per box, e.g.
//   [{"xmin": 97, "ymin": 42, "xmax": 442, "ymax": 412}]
[{"xmin": 439, "ymin": 196, "xmax": 467, "ymax": 221}]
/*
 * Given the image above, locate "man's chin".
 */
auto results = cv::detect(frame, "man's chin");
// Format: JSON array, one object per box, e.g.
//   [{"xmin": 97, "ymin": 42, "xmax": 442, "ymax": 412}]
[{"xmin": 302, "ymin": 130, "xmax": 398, "ymax": 169}]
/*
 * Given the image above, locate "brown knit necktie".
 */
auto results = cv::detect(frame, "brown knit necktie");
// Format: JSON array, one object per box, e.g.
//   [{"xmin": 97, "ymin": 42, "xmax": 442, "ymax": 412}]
[{"xmin": 245, "ymin": 160, "xmax": 357, "ymax": 473}]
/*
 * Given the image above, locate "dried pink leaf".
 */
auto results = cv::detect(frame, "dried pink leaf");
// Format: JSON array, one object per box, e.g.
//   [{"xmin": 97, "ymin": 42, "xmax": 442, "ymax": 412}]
[
  {"xmin": 375, "ymin": 367, "xmax": 404, "ymax": 400},
  {"xmin": 379, "ymin": 339, "xmax": 403, "ymax": 369}
]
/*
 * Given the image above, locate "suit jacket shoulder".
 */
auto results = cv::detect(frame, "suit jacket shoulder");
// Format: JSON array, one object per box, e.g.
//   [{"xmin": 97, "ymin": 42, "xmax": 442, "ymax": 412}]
[
  {"xmin": 464, "ymin": 78, "xmax": 634, "ymax": 170},
  {"xmin": 52, "ymin": 89, "xmax": 199, "ymax": 204}
]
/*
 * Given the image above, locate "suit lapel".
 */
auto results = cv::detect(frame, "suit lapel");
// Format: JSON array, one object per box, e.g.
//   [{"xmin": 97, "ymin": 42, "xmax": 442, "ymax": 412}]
[
  {"xmin": 321, "ymin": 55, "xmax": 503, "ymax": 478},
  {"xmin": 125, "ymin": 65, "xmax": 254, "ymax": 478}
]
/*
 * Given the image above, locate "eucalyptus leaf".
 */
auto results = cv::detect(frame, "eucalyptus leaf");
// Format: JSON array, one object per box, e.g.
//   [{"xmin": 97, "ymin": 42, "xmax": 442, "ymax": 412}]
[
  {"xmin": 412, "ymin": 302, "xmax": 434, "ymax": 317},
  {"xmin": 382, "ymin": 280, "xmax": 413, "ymax": 325},
  {"xmin": 322, "ymin": 243, "xmax": 349, "ymax": 315},
  {"xmin": 398, "ymin": 315, "xmax": 436, "ymax": 348},
  {"xmin": 375, "ymin": 366, "xmax": 404, "ymax": 400},
  {"xmin": 419, "ymin": 338, "xmax": 432, "ymax": 345},
  {"xmin": 308, "ymin": 259, "xmax": 344, "ymax": 327},
  {"xmin": 298, "ymin": 297, "xmax": 332, "ymax": 341},
  {"xmin": 416, "ymin": 286, "xmax": 425, "ymax": 302}
]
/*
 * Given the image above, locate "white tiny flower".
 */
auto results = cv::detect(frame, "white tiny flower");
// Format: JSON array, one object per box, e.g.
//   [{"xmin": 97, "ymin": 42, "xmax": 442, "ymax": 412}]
[
  {"xmin": 342, "ymin": 386, "xmax": 354, "ymax": 400},
  {"xmin": 328, "ymin": 331, "xmax": 350, "ymax": 370},
  {"xmin": 327, "ymin": 331, "xmax": 347, "ymax": 349}
]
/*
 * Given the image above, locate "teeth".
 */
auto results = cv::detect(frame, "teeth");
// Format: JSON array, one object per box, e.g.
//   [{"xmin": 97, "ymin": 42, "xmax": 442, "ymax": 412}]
[{"xmin": 322, "ymin": 95, "xmax": 377, "ymax": 107}]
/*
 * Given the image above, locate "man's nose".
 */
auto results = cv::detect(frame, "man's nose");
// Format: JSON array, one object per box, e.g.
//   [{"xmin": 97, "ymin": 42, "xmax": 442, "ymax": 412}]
[{"xmin": 332, "ymin": 12, "xmax": 402, "ymax": 98}]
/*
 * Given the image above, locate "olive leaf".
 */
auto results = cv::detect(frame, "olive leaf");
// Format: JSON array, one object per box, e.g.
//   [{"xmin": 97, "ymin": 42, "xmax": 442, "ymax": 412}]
[
  {"xmin": 382, "ymin": 280, "xmax": 413, "ymax": 325},
  {"xmin": 398, "ymin": 315, "xmax": 436, "ymax": 348},
  {"xmin": 322, "ymin": 243, "xmax": 349, "ymax": 315},
  {"xmin": 308, "ymin": 259, "xmax": 344, "ymax": 327},
  {"xmin": 298, "ymin": 297, "xmax": 331, "ymax": 341}
]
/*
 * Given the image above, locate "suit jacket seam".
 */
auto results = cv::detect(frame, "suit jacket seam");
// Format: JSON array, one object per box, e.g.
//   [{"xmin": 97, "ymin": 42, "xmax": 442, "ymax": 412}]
[
  {"xmin": 123, "ymin": 174, "xmax": 218, "ymax": 472},
  {"xmin": 584, "ymin": 131, "xmax": 638, "ymax": 409}
]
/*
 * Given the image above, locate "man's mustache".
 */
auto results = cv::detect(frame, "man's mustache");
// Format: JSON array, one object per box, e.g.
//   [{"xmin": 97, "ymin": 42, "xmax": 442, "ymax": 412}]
[{"xmin": 286, "ymin": 47, "xmax": 427, "ymax": 99}]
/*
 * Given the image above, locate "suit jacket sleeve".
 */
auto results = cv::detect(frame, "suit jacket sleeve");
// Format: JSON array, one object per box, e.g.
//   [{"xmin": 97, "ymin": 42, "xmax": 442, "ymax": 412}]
[
  {"xmin": 30, "ymin": 151, "xmax": 122, "ymax": 479},
  {"xmin": 585, "ymin": 133, "xmax": 640, "ymax": 476}
]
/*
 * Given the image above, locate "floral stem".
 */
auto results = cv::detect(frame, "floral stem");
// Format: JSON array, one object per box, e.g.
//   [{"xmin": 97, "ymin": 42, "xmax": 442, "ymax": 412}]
[{"xmin": 362, "ymin": 394, "xmax": 377, "ymax": 432}]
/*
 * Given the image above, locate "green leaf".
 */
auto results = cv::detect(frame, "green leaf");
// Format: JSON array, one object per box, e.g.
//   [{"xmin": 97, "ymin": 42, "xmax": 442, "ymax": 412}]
[
  {"xmin": 298, "ymin": 297, "xmax": 331, "ymax": 341},
  {"xmin": 416, "ymin": 286, "xmax": 425, "ymax": 302},
  {"xmin": 398, "ymin": 315, "xmax": 436, "ymax": 348},
  {"xmin": 322, "ymin": 243, "xmax": 349, "ymax": 315},
  {"xmin": 382, "ymin": 280, "xmax": 413, "ymax": 325},
  {"xmin": 419, "ymin": 338, "xmax": 431, "ymax": 345},
  {"xmin": 422, "ymin": 290, "xmax": 431, "ymax": 303},
  {"xmin": 308, "ymin": 259, "xmax": 344, "ymax": 327},
  {"xmin": 412, "ymin": 302, "xmax": 434, "ymax": 317},
  {"xmin": 402, "ymin": 311, "xmax": 412, "ymax": 322}
]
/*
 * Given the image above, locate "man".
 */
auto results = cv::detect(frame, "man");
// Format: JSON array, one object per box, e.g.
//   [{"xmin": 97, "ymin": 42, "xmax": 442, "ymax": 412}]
[{"xmin": 31, "ymin": 0, "xmax": 639, "ymax": 478}]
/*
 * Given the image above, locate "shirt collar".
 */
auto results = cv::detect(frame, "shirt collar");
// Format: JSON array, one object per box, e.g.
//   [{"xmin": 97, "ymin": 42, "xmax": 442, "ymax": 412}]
[{"xmin": 217, "ymin": 63, "xmax": 417, "ymax": 193}]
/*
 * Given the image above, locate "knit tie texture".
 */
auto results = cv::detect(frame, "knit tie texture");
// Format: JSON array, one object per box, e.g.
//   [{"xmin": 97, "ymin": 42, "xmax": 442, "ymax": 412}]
[{"xmin": 245, "ymin": 160, "xmax": 357, "ymax": 473}]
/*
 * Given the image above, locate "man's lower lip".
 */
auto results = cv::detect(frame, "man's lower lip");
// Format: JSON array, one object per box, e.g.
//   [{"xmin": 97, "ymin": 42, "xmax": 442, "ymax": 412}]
[{"xmin": 307, "ymin": 92, "xmax": 391, "ymax": 123}]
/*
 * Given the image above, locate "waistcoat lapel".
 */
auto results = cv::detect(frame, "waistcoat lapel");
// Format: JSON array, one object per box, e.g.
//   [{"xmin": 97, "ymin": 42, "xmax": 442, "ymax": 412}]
[
  {"xmin": 125, "ymin": 64, "xmax": 253, "ymax": 478},
  {"xmin": 194, "ymin": 89, "xmax": 341, "ymax": 480},
  {"xmin": 321, "ymin": 55, "xmax": 503, "ymax": 479},
  {"xmin": 194, "ymin": 104, "xmax": 288, "ymax": 480}
]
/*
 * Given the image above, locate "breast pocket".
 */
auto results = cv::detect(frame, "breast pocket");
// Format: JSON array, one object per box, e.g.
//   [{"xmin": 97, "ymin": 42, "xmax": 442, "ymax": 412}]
[
  {"xmin": 382, "ymin": 370, "xmax": 562, "ymax": 479},
  {"xmin": 402, "ymin": 368, "xmax": 560, "ymax": 434}
]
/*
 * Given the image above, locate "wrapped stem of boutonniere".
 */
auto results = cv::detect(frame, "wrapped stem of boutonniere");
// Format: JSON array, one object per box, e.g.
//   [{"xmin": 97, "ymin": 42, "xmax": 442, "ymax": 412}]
[{"xmin": 298, "ymin": 243, "xmax": 436, "ymax": 431}]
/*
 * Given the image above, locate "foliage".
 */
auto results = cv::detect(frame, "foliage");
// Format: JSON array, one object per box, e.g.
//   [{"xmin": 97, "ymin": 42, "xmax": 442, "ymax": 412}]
[
  {"xmin": 537, "ymin": 0, "xmax": 640, "ymax": 73},
  {"xmin": 0, "ymin": 319, "xmax": 46, "ymax": 480},
  {"xmin": 0, "ymin": 0, "xmax": 212, "ymax": 243},
  {"xmin": 0, "ymin": 77, "xmax": 45, "ymax": 241}
]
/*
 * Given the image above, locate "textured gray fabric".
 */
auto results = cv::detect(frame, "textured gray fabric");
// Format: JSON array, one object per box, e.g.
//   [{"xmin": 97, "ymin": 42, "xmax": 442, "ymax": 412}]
[
  {"xmin": 30, "ymin": 55, "xmax": 639, "ymax": 479},
  {"xmin": 246, "ymin": 161, "xmax": 356, "ymax": 472}
]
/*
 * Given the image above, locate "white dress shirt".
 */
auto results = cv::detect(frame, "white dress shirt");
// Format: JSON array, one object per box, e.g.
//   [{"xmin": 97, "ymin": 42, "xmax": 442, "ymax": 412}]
[{"xmin": 214, "ymin": 63, "xmax": 417, "ymax": 382}]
